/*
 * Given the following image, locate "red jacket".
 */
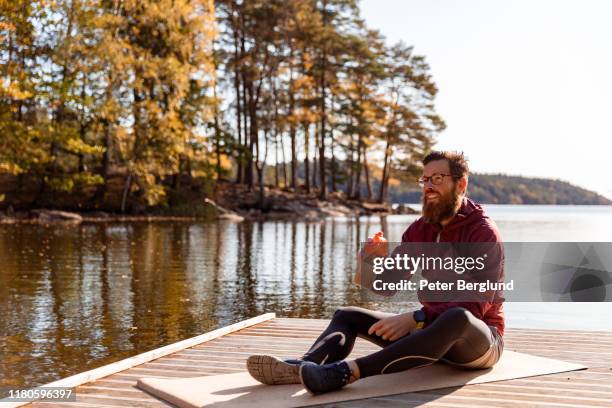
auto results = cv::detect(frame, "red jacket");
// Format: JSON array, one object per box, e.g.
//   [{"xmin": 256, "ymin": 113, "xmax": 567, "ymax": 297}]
[{"xmin": 402, "ymin": 197, "xmax": 506, "ymax": 336}]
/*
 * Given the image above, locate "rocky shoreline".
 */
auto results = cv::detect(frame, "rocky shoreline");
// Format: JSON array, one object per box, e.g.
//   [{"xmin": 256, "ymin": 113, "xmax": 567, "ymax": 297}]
[
  {"xmin": 0, "ymin": 188, "xmax": 419, "ymax": 224},
  {"xmin": 214, "ymin": 184, "xmax": 418, "ymax": 221}
]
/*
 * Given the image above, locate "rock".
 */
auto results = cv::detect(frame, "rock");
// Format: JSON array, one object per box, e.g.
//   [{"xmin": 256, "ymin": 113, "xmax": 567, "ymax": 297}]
[
  {"xmin": 327, "ymin": 191, "xmax": 346, "ymax": 201},
  {"xmin": 303, "ymin": 210, "xmax": 323, "ymax": 220},
  {"xmin": 203, "ymin": 198, "xmax": 244, "ymax": 222},
  {"xmin": 319, "ymin": 208, "xmax": 348, "ymax": 217},
  {"xmin": 393, "ymin": 204, "xmax": 419, "ymax": 215},
  {"xmin": 130, "ymin": 202, "xmax": 147, "ymax": 214},
  {"xmin": 217, "ymin": 212, "xmax": 245, "ymax": 222},
  {"xmin": 0, "ymin": 210, "xmax": 17, "ymax": 223},
  {"xmin": 318, "ymin": 202, "xmax": 353, "ymax": 216},
  {"xmin": 86, "ymin": 211, "xmax": 111, "ymax": 219},
  {"xmin": 30, "ymin": 209, "xmax": 83, "ymax": 223},
  {"xmin": 15, "ymin": 211, "xmax": 30, "ymax": 220},
  {"xmin": 361, "ymin": 202, "xmax": 391, "ymax": 212},
  {"xmin": 303, "ymin": 199, "xmax": 320, "ymax": 208}
]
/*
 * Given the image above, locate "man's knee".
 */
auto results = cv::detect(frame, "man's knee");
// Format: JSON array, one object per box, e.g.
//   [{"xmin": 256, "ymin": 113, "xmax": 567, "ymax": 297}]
[
  {"xmin": 333, "ymin": 306, "xmax": 355, "ymax": 319},
  {"xmin": 332, "ymin": 306, "xmax": 364, "ymax": 322},
  {"xmin": 439, "ymin": 307, "xmax": 473, "ymax": 333}
]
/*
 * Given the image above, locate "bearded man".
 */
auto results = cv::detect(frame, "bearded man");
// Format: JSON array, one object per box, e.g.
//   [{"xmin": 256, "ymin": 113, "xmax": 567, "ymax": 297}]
[{"xmin": 246, "ymin": 151, "xmax": 505, "ymax": 394}]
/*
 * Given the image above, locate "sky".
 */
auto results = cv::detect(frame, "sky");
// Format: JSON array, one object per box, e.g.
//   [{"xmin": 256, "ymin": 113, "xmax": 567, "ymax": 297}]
[{"xmin": 361, "ymin": 0, "xmax": 612, "ymax": 199}]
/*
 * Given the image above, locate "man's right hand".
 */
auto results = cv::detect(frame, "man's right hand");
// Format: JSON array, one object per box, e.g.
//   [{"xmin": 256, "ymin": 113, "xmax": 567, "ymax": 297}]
[{"xmin": 368, "ymin": 312, "xmax": 417, "ymax": 341}]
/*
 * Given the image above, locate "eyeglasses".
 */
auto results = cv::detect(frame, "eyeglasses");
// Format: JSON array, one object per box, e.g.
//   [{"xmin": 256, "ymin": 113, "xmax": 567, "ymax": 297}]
[{"xmin": 417, "ymin": 173, "xmax": 457, "ymax": 188}]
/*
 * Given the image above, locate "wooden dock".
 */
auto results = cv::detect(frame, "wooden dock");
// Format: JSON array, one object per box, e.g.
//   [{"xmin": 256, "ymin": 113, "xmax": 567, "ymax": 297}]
[{"xmin": 10, "ymin": 313, "xmax": 612, "ymax": 408}]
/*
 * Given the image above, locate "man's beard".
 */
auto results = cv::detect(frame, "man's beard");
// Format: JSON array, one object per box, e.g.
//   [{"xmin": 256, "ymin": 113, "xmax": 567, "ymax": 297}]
[{"xmin": 421, "ymin": 186, "xmax": 463, "ymax": 225}]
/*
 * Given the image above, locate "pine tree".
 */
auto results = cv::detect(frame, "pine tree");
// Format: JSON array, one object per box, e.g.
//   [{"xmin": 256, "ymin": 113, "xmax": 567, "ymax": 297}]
[{"xmin": 376, "ymin": 42, "xmax": 446, "ymax": 203}]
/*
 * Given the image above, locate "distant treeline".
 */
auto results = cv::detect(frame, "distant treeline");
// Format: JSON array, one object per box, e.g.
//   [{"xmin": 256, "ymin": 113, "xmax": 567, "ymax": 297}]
[{"xmin": 385, "ymin": 173, "xmax": 612, "ymax": 205}]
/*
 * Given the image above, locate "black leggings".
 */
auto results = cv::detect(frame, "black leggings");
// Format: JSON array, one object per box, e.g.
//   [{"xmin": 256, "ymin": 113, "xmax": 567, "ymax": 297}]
[{"xmin": 301, "ymin": 306, "xmax": 503, "ymax": 378}]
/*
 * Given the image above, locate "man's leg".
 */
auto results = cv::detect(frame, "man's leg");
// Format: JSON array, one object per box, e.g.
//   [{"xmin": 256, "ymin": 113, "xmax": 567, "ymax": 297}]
[
  {"xmin": 247, "ymin": 306, "xmax": 395, "ymax": 385},
  {"xmin": 302, "ymin": 306, "xmax": 396, "ymax": 364},
  {"xmin": 355, "ymin": 307, "xmax": 497, "ymax": 377},
  {"xmin": 300, "ymin": 307, "xmax": 502, "ymax": 393}
]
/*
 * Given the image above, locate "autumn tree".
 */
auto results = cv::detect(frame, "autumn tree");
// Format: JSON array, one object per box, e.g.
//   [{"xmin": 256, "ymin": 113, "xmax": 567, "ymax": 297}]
[
  {"xmin": 376, "ymin": 42, "xmax": 446, "ymax": 203},
  {"xmin": 1, "ymin": 0, "xmax": 445, "ymax": 211}
]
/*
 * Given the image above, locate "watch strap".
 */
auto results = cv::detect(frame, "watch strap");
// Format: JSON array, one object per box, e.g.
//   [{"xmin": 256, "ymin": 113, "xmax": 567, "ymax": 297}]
[{"xmin": 413, "ymin": 309, "xmax": 426, "ymax": 330}]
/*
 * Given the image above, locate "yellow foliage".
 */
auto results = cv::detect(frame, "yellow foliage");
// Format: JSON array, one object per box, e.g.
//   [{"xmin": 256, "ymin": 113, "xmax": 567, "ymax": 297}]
[
  {"xmin": 388, "ymin": 177, "xmax": 401, "ymax": 187},
  {"xmin": 218, "ymin": 154, "xmax": 232, "ymax": 170},
  {"xmin": 1, "ymin": 82, "xmax": 32, "ymax": 100},
  {"xmin": 65, "ymin": 138, "xmax": 105, "ymax": 155},
  {"xmin": 0, "ymin": 162, "xmax": 23, "ymax": 175}
]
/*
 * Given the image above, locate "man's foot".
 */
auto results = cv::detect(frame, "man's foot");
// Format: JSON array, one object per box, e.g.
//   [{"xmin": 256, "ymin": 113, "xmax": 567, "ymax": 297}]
[
  {"xmin": 247, "ymin": 355, "xmax": 303, "ymax": 385},
  {"xmin": 299, "ymin": 361, "xmax": 353, "ymax": 394}
]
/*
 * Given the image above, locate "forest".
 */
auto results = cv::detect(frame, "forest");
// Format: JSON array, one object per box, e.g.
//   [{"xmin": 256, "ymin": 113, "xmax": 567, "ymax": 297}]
[
  {"xmin": 0, "ymin": 0, "xmax": 445, "ymax": 212},
  {"xmin": 386, "ymin": 173, "xmax": 612, "ymax": 205}
]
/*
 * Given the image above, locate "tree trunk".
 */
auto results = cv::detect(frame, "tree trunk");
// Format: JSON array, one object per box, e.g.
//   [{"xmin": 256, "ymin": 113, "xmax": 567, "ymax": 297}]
[
  {"xmin": 288, "ymin": 50, "xmax": 297, "ymax": 191},
  {"xmin": 363, "ymin": 144, "xmax": 372, "ymax": 200},
  {"xmin": 312, "ymin": 125, "xmax": 318, "ymax": 188},
  {"xmin": 256, "ymin": 131, "xmax": 269, "ymax": 210},
  {"xmin": 303, "ymin": 122, "xmax": 310, "ymax": 194},
  {"xmin": 92, "ymin": 74, "xmax": 114, "ymax": 205},
  {"xmin": 272, "ymin": 76, "xmax": 280, "ymax": 189},
  {"xmin": 246, "ymin": 79, "xmax": 256, "ymax": 190},
  {"xmin": 318, "ymin": 0, "xmax": 328, "ymax": 200},
  {"xmin": 233, "ymin": 26, "xmax": 243, "ymax": 184},
  {"xmin": 213, "ymin": 81, "xmax": 222, "ymax": 182},
  {"xmin": 78, "ymin": 80, "xmax": 86, "ymax": 174},
  {"xmin": 353, "ymin": 134, "xmax": 362, "ymax": 200},
  {"xmin": 241, "ymin": 27, "xmax": 252, "ymax": 188},
  {"xmin": 120, "ymin": 173, "xmax": 132, "ymax": 213},
  {"xmin": 92, "ymin": 119, "xmax": 112, "ymax": 205},
  {"xmin": 378, "ymin": 137, "xmax": 391, "ymax": 203},
  {"xmin": 347, "ymin": 133, "xmax": 355, "ymax": 197},
  {"xmin": 318, "ymin": 75, "xmax": 327, "ymax": 199},
  {"xmin": 258, "ymin": 164, "xmax": 266, "ymax": 209},
  {"xmin": 173, "ymin": 155, "xmax": 182, "ymax": 190},
  {"xmin": 290, "ymin": 125, "xmax": 297, "ymax": 190},
  {"xmin": 274, "ymin": 133, "xmax": 280, "ymax": 188},
  {"xmin": 242, "ymin": 78, "xmax": 249, "ymax": 184},
  {"xmin": 280, "ymin": 131, "xmax": 288, "ymax": 188},
  {"xmin": 329, "ymin": 96, "xmax": 336, "ymax": 193}
]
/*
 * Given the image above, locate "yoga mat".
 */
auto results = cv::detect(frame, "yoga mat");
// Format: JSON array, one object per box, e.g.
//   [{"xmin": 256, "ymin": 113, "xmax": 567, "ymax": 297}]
[{"xmin": 137, "ymin": 351, "xmax": 586, "ymax": 408}]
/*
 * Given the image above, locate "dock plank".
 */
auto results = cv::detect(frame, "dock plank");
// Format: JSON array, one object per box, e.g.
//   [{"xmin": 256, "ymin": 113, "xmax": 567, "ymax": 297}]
[{"xmin": 20, "ymin": 317, "xmax": 611, "ymax": 408}]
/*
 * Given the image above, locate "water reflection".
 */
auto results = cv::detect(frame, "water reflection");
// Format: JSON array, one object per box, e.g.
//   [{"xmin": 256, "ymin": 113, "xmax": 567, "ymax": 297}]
[
  {"xmin": 3, "ymin": 205, "xmax": 612, "ymax": 389},
  {"xmin": 0, "ymin": 217, "xmax": 415, "ymax": 388}
]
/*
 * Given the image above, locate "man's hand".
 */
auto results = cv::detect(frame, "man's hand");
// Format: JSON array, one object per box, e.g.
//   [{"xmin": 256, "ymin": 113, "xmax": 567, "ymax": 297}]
[
  {"xmin": 368, "ymin": 312, "xmax": 417, "ymax": 341},
  {"xmin": 354, "ymin": 237, "xmax": 373, "ymax": 287},
  {"xmin": 354, "ymin": 248, "xmax": 363, "ymax": 286}
]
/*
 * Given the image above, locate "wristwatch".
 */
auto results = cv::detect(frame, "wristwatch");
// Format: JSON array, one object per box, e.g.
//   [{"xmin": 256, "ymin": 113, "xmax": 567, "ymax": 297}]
[{"xmin": 413, "ymin": 309, "xmax": 426, "ymax": 330}]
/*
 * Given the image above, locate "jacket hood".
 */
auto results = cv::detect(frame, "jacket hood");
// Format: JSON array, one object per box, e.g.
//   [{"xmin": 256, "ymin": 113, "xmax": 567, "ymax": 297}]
[{"xmin": 444, "ymin": 197, "xmax": 486, "ymax": 231}]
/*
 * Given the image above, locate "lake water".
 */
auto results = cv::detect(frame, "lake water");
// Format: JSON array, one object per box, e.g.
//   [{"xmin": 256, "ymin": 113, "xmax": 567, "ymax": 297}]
[{"xmin": 1, "ymin": 204, "xmax": 612, "ymax": 388}]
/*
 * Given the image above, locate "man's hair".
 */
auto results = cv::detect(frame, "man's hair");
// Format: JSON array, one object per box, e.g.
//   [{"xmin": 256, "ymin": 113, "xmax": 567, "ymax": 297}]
[{"xmin": 422, "ymin": 151, "xmax": 469, "ymax": 178}]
